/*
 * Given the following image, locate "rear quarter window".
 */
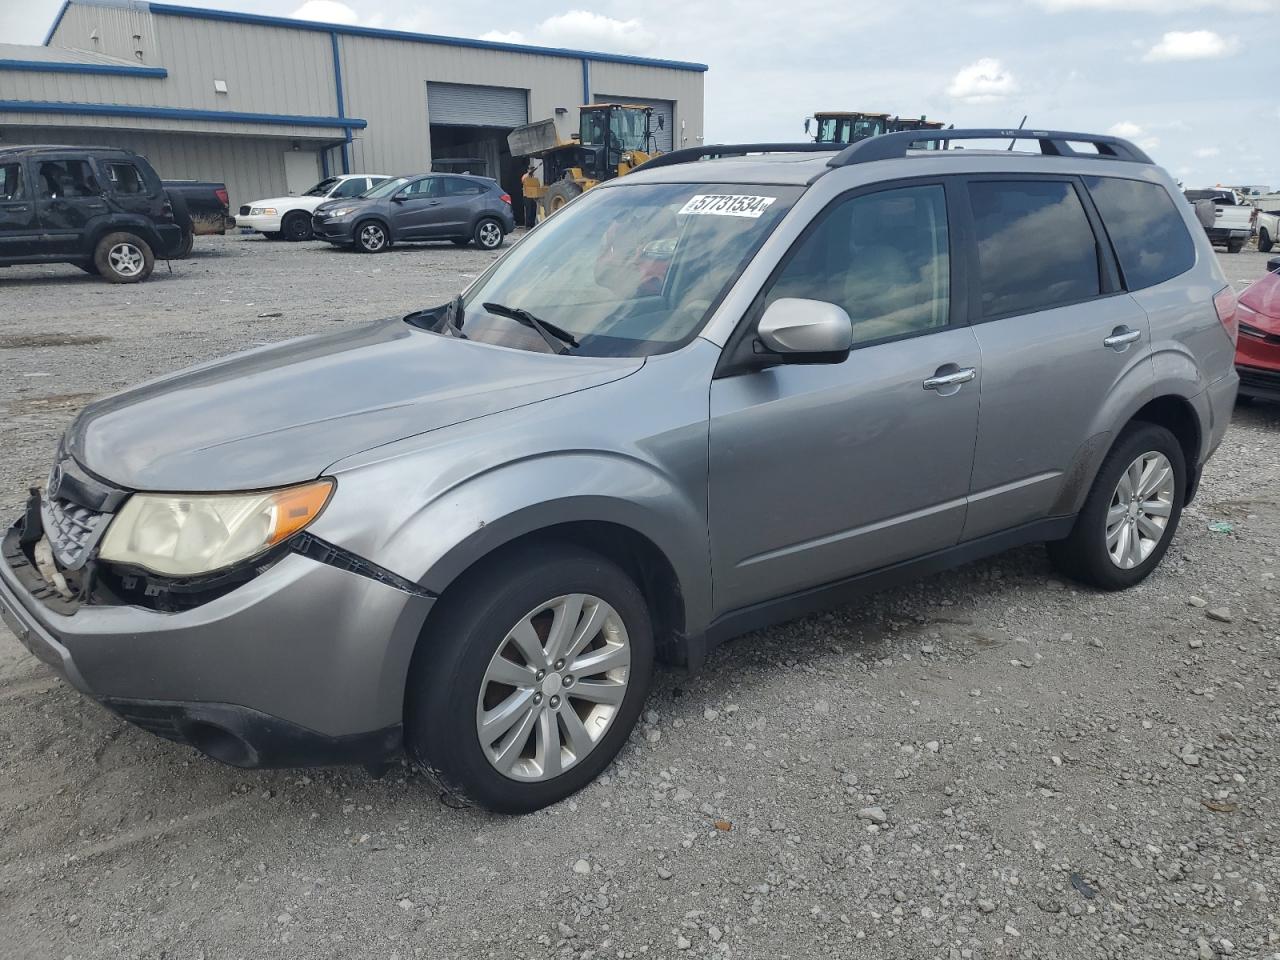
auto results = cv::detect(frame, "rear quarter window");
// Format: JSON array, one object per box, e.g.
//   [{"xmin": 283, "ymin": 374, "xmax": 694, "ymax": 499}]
[{"xmin": 1085, "ymin": 176, "xmax": 1196, "ymax": 291}]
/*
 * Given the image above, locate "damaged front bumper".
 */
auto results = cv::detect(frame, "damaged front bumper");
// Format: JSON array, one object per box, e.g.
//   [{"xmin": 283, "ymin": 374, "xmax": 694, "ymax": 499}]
[{"xmin": 1, "ymin": 500, "xmax": 436, "ymax": 769}]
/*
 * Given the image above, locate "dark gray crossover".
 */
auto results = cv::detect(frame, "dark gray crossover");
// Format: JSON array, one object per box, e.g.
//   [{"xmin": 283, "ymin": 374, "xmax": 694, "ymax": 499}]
[
  {"xmin": 1, "ymin": 130, "xmax": 1239, "ymax": 813},
  {"xmin": 311, "ymin": 173, "xmax": 515, "ymax": 252}
]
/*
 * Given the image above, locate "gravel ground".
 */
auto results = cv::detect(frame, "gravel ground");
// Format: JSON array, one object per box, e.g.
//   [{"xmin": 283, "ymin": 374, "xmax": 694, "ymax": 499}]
[{"xmin": 1, "ymin": 236, "xmax": 1277, "ymax": 960}]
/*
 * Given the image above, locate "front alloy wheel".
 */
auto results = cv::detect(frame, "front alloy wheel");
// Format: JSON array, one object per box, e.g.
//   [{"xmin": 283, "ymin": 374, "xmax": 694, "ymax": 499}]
[
  {"xmin": 356, "ymin": 222, "xmax": 387, "ymax": 253},
  {"xmin": 476, "ymin": 594, "xmax": 630, "ymax": 781},
  {"xmin": 405, "ymin": 543, "xmax": 654, "ymax": 813}
]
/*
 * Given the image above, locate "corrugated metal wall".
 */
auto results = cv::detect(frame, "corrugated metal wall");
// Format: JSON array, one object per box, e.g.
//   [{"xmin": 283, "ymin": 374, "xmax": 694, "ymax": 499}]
[
  {"xmin": 590, "ymin": 61, "xmax": 704, "ymax": 149},
  {"xmin": 49, "ymin": 2, "xmax": 159, "ymax": 65},
  {"xmin": 0, "ymin": 125, "xmax": 303, "ymax": 208}
]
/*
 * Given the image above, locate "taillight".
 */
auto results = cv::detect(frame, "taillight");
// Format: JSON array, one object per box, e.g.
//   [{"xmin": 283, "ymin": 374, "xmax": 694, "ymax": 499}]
[
  {"xmin": 500, "ymin": 193, "xmax": 512, "ymax": 205},
  {"xmin": 215, "ymin": 187, "xmax": 229, "ymax": 208},
  {"xmin": 1213, "ymin": 285, "xmax": 1238, "ymax": 345}
]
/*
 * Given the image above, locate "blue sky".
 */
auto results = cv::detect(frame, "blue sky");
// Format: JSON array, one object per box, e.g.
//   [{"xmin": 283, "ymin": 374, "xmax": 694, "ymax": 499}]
[{"xmin": 7, "ymin": 0, "xmax": 1276, "ymax": 188}]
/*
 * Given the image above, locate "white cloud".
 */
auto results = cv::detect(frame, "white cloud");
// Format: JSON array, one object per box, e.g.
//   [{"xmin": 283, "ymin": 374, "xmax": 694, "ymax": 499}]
[
  {"xmin": 946, "ymin": 58, "xmax": 1019, "ymax": 102},
  {"xmin": 290, "ymin": 0, "xmax": 360, "ymax": 25},
  {"xmin": 1036, "ymin": 0, "xmax": 1270, "ymax": 10},
  {"xmin": 479, "ymin": 29, "xmax": 528, "ymax": 44},
  {"xmin": 1107, "ymin": 120, "xmax": 1159, "ymax": 150},
  {"xmin": 1194, "ymin": 146, "xmax": 1221, "ymax": 157},
  {"xmin": 534, "ymin": 10, "xmax": 654, "ymax": 54},
  {"xmin": 1143, "ymin": 30, "xmax": 1239, "ymax": 61}
]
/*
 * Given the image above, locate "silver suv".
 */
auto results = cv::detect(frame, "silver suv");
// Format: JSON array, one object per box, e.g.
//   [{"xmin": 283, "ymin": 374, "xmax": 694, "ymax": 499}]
[{"xmin": 0, "ymin": 130, "xmax": 1240, "ymax": 813}]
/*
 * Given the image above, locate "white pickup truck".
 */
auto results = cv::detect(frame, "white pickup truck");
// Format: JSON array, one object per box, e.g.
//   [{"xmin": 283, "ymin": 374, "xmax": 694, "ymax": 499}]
[{"xmin": 1185, "ymin": 188, "xmax": 1255, "ymax": 253}]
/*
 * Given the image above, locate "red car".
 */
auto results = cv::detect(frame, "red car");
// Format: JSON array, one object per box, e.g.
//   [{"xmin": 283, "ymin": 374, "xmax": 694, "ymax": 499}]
[{"xmin": 1237, "ymin": 261, "xmax": 1280, "ymax": 401}]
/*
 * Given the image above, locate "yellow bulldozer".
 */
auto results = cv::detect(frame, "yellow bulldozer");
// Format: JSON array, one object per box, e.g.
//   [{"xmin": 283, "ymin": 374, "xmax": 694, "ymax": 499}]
[{"xmin": 509, "ymin": 103, "xmax": 664, "ymax": 220}]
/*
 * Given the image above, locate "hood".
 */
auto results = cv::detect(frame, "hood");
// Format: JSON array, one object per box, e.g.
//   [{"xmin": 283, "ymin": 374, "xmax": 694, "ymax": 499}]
[
  {"xmin": 315, "ymin": 196, "xmax": 374, "ymax": 215},
  {"xmin": 68, "ymin": 318, "xmax": 641, "ymax": 491}
]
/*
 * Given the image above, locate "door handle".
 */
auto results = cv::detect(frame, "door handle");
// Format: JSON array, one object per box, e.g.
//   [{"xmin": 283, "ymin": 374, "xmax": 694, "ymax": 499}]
[
  {"xmin": 922, "ymin": 366, "xmax": 976, "ymax": 391},
  {"xmin": 1103, "ymin": 327, "xmax": 1141, "ymax": 350}
]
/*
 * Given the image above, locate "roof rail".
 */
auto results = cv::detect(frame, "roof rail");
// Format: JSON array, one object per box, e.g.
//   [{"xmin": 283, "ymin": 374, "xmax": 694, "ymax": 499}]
[
  {"xmin": 633, "ymin": 142, "xmax": 837, "ymax": 172},
  {"xmin": 829, "ymin": 129, "xmax": 1153, "ymax": 166}
]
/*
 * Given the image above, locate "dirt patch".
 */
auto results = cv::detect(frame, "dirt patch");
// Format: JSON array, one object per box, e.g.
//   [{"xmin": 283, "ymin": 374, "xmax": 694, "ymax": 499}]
[
  {"xmin": 0, "ymin": 334, "xmax": 111, "ymax": 349},
  {"xmin": 9, "ymin": 392, "xmax": 98, "ymax": 414}
]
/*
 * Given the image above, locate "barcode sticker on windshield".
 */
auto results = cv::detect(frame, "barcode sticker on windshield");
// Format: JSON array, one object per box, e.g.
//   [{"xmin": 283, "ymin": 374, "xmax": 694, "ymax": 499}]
[{"xmin": 678, "ymin": 194, "xmax": 777, "ymax": 218}]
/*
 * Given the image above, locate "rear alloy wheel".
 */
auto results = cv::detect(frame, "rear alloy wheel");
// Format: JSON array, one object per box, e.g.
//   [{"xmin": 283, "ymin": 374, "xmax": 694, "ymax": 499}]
[
  {"xmin": 1048, "ymin": 422, "xmax": 1184, "ymax": 590},
  {"xmin": 474, "ymin": 218, "xmax": 504, "ymax": 250},
  {"xmin": 282, "ymin": 211, "xmax": 314, "ymax": 242},
  {"xmin": 355, "ymin": 221, "xmax": 388, "ymax": 253},
  {"xmin": 94, "ymin": 232, "xmax": 154, "ymax": 284},
  {"xmin": 406, "ymin": 543, "xmax": 653, "ymax": 813}
]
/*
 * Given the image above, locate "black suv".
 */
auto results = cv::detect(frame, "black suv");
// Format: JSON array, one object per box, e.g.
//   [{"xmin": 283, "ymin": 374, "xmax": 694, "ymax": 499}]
[{"xmin": 0, "ymin": 145, "xmax": 184, "ymax": 283}]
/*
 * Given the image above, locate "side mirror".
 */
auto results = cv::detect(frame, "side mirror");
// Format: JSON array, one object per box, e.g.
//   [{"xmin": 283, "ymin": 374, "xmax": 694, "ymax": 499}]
[
  {"xmin": 391, "ymin": 194, "xmax": 407, "ymax": 203},
  {"xmin": 756, "ymin": 298, "xmax": 852, "ymax": 363}
]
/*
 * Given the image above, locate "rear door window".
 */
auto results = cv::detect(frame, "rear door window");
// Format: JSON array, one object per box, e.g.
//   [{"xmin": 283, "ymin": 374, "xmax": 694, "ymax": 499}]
[
  {"xmin": 0, "ymin": 162, "xmax": 23, "ymax": 200},
  {"xmin": 444, "ymin": 179, "xmax": 485, "ymax": 197},
  {"xmin": 1084, "ymin": 176, "xmax": 1196, "ymax": 290},
  {"xmin": 967, "ymin": 179, "xmax": 1101, "ymax": 318},
  {"xmin": 36, "ymin": 160, "xmax": 101, "ymax": 199}
]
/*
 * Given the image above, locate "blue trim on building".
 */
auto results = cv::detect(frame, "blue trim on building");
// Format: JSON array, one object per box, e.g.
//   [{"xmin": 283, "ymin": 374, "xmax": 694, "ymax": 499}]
[
  {"xmin": 41, "ymin": 0, "xmax": 71, "ymax": 45},
  {"xmin": 329, "ymin": 32, "xmax": 350, "ymax": 175},
  {"xmin": 581, "ymin": 59, "xmax": 591, "ymax": 106},
  {"xmin": 0, "ymin": 100, "xmax": 368, "ymax": 129},
  {"xmin": 0, "ymin": 59, "xmax": 168, "ymax": 77},
  {"xmin": 146, "ymin": 2, "xmax": 709, "ymax": 72}
]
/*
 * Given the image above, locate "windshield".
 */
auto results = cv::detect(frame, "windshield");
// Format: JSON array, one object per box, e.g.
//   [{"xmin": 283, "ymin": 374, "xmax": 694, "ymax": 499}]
[
  {"xmin": 364, "ymin": 176, "xmax": 410, "ymax": 199},
  {"xmin": 451, "ymin": 181, "xmax": 801, "ymax": 357},
  {"xmin": 611, "ymin": 109, "xmax": 649, "ymax": 152},
  {"xmin": 304, "ymin": 177, "xmax": 339, "ymax": 197}
]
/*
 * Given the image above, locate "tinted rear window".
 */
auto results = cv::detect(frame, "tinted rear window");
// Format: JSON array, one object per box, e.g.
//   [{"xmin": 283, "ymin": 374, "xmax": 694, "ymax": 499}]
[
  {"xmin": 1086, "ymin": 176, "xmax": 1196, "ymax": 291},
  {"xmin": 968, "ymin": 180, "xmax": 1101, "ymax": 318}
]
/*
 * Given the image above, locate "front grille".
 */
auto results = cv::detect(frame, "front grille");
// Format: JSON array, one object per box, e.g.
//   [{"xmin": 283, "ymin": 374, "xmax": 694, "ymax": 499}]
[
  {"xmin": 238, "ymin": 204, "xmax": 251, "ymax": 216},
  {"xmin": 41, "ymin": 495, "xmax": 109, "ymax": 570}
]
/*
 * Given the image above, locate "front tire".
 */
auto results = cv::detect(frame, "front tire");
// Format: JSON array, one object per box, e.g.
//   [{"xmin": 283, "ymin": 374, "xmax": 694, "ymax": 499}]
[
  {"xmin": 354, "ymin": 220, "xmax": 388, "ymax": 253},
  {"xmin": 93, "ymin": 232, "xmax": 154, "ymax": 283},
  {"xmin": 405, "ymin": 543, "xmax": 654, "ymax": 814},
  {"xmin": 282, "ymin": 211, "xmax": 314, "ymax": 242},
  {"xmin": 1047, "ymin": 422, "xmax": 1185, "ymax": 590}
]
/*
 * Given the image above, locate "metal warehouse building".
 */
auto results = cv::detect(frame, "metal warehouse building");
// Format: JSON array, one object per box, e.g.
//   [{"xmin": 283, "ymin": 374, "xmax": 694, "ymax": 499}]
[{"xmin": 0, "ymin": 0, "xmax": 706, "ymax": 208}]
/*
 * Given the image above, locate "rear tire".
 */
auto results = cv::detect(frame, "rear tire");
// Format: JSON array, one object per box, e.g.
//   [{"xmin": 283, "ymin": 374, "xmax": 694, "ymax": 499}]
[
  {"xmin": 405, "ymin": 542, "xmax": 654, "ymax": 814},
  {"xmin": 93, "ymin": 232, "xmax": 154, "ymax": 284},
  {"xmin": 175, "ymin": 230, "xmax": 194, "ymax": 259},
  {"xmin": 1047, "ymin": 422, "xmax": 1185, "ymax": 590},
  {"xmin": 1259, "ymin": 228, "xmax": 1274, "ymax": 254},
  {"xmin": 473, "ymin": 217, "xmax": 505, "ymax": 250},
  {"xmin": 354, "ymin": 220, "xmax": 388, "ymax": 253},
  {"xmin": 282, "ymin": 211, "xmax": 314, "ymax": 242},
  {"xmin": 1226, "ymin": 239, "xmax": 1244, "ymax": 254}
]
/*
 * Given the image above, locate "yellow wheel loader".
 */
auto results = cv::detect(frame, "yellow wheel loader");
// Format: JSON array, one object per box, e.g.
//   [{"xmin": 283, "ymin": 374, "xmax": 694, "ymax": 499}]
[{"xmin": 509, "ymin": 103, "xmax": 664, "ymax": 221}]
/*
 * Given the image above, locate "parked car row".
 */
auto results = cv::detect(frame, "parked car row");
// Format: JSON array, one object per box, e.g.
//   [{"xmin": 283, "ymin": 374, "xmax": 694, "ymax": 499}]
[
  {"xmin": 1185, "ymin": 187, "xmax": 1272, "ymax": 253},
  {"xmin": 236, "ymin": 173, "xmax": 516, "ymax": 252}
]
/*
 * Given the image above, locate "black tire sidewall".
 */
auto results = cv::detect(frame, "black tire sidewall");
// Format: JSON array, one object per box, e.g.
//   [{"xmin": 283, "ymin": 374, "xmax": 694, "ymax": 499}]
[
  {"xmin": 1055, "ymin": 423, "xmax": 1186, "ymax": 590},
  {"xmin": 93, "ymin": 232, "xmax": 154, "ymax": 283},
  {"xmin": 282, "ymin": 212, "xmax": 313, "ymax": 242},
  {"xmin": 406, "ymin": 544, "xmax": 654, "ymax": 814},
  {"xmin": 473, "ymin": 217, "xmax": 504, "ymax": 249}
]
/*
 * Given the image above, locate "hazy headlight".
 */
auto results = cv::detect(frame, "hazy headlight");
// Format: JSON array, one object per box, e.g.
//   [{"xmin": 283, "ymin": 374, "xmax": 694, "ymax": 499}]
[
  {"xmin": 250, "ymin": 207, "xmax": 277, "ymax": 216},
  {"xmin": 326, "ymin": 206, "xmax": 358, "ymax": 218},
  {"xmin": 99, "ymin": 479, "xmax": 334, "ymax": 577}
]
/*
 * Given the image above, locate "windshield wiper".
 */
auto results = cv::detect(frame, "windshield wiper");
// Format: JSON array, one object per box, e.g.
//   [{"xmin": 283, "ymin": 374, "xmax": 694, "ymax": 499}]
[{"xmin": 482, "ymin": 302, "xmax": 579, "ymax": 354}]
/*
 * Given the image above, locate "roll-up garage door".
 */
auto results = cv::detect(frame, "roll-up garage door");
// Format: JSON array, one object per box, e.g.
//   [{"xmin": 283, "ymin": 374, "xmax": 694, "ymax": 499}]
[
  {"xmin": 426, "ymin": 83, "xmax": 529, "ymax": 128},
  {"xmin": 595, "ymin": 94, "xmax": 675, "ymax": 152}
]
